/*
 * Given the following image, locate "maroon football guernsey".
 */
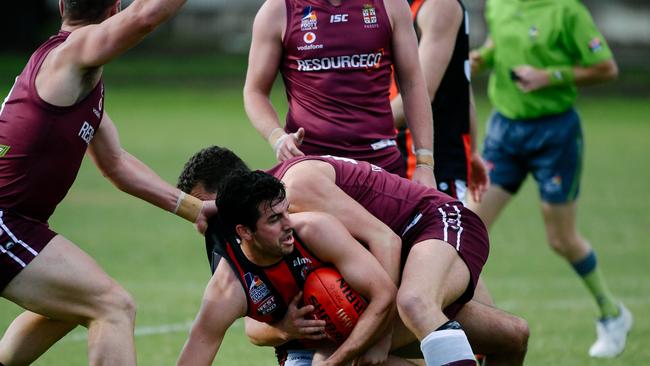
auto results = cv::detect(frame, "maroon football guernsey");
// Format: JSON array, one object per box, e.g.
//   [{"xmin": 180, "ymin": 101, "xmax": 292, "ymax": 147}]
[
  {"xmin": 281, "ymin": 0, "xmax": 395, "ymax": 159},
  {"xmin": 266, "ymin": 155, "xmax": 459, "ymax": 235},
  {"xmin": 0, "ymin": 31, "xmax": 104, "ymax": 223}
]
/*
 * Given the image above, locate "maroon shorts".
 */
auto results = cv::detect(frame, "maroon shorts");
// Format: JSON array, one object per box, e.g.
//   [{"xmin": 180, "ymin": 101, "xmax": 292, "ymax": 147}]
[
  {"xmin": 0, "ymin": 210, "xmax": 57, "ymax": 291},
  {"xmin": 400, "ymin": 202, "xmax": 489, "ymax": 319}
]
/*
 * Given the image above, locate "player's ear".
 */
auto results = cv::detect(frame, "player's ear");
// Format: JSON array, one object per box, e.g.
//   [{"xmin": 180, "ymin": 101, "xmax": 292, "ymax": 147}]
[
  {"xmin": 235, "ymin": 224, "xmax": 253, "ymax": 241},
  {"xmin": 59, "ymin": 0, "xmax": 64, "ymax": 17},
  {"xmin": 112, "ymin": 0, "xmax": 122, "ymax": 15}
]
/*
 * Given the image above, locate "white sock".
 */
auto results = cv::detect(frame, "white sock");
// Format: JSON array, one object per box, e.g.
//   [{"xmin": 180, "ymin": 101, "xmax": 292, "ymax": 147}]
[{"xmin": 420, "ymin": 328, "xmax": 475, "ymax": 366}]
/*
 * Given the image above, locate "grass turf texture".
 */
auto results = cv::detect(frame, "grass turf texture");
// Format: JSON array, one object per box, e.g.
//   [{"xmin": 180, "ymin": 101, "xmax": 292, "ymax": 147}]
[{"xmin": 0, "ymin": 56, "xmax": 648, "ymax": 365}]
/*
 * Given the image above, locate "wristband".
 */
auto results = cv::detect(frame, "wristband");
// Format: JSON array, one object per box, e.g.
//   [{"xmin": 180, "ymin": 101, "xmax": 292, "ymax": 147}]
[
  {"xmin": 267, "ymin": 127, "xmax": 287, "ymax": 147},
  {"xmin": 546, "ymin": 66, "xmax": 574, "ymax": 86},
  {"xmin": 416, "ymin": 163, "xmax": 434, "ymax": 171},
  {"xmin": 415, "ymin": 148, "xmax": 434, "ymax": 168},
  {"xmin": 174, "ymin": 191, "xmax": 203, "ymax": 223}
]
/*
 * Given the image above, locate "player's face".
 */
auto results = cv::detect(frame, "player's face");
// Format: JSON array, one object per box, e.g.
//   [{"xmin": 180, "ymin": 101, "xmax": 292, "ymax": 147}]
[{"xmin": 252, "ymin": 198, "xmax": 294, "ymax": 259}]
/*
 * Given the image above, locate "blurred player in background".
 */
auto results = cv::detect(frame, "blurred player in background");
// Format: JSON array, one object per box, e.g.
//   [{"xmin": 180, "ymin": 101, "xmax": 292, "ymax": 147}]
[
  {"xmin": 179, "ymin": 147, "xmax": 530, "ymax": 365},
  {"xmin": 391, "ymin": 0, "xmax": 489, "ymax": 204},
  {"xmin": 470, "ymin": 0, "xmax": 631, "ymax": 358},
  {"xmin": 176, "ymin": 171, "xmax": 397, "ymax": 366},
  {"xmin": 244, "ymin": 0, "xmax": 436, "ymax": 187},
  {"xmin": 0, "ymin": 0, "xmax": 215, "ymax": 364}
]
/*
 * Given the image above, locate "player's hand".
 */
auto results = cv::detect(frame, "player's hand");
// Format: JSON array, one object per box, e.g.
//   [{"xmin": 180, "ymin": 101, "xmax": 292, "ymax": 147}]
[
  {"xmin": 275, "ymin": 128, "xmax": 306, "ymax": 161},
  {"xmin": 353, "ymin": 334, "xmax": 391, "ymax": 366},
  {"xmin": 195, "ymin": 200, "xmax": 217, "ymax": 235},
  {"xmin": 412, "ymin": 165, "xmax": 437, "ymax": 189},
  {"xmin": 277, "ymin": 292, "xmax": 326, "ymax": 341},
  {"xmin": 468, "ymin": 152, "xmax": 490, "ymax": 203},
  {"xmin": 469, "ymin": 50, "xmax": 484, "ymax": 76},
  {"xmin": 512, "ymin": 65, "xmax": 551, "ymax": 92}
]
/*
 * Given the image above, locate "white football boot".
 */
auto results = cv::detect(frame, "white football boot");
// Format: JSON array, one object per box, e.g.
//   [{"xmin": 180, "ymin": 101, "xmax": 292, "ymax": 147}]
[{"xmin": 588, "ymin": 303, "xmax": 633, "ymax": 358}]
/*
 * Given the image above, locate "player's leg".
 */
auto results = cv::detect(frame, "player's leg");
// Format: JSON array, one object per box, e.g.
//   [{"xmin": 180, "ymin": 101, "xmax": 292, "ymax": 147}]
[
  {"xmin": 455, "ymin": 300, "xmax": 528, "ymax": 366},
  {"xmin": 530, "ymin": 109, "xmax": 631, "ymax": 358},
  {"xmin": 541, "ymin": 201, "xmax": 631, "ymax": 358},
  {"xmin": 0, "ymin": 311, "xmax": 76, "ymax": 365},
  {"xmin": 397, "ymin": 240, "xmax": 475, "ymax": 365},
  {"xmin": 1, "ymin": 235, "xmax": 137, "ymax": 366},
  {"xmin": 467, "ymin": 186, "xmax": 511, "ymax": 228}
]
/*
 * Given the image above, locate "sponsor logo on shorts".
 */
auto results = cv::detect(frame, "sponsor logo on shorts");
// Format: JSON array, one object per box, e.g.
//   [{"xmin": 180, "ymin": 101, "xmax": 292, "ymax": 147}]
[
  {"xmin": 0, "ymin": 144, "xmax": 10, "ymax": 157},
  {"xmin": 244, "ymin": 272, "xmax": 271, "ymax": 304},
  {"xmin": 296, "ymin": 52, "xmax": 383, "ymax": 71},
  {"xmin": 301, "ymin": 6, "xmax": 318, "ymax": 31}
]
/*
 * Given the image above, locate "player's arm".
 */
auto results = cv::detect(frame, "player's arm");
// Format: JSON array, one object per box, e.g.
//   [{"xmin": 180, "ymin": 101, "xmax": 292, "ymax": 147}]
[
  {"xmin": 177, "ymin": 260, "xmax": 247, "ymax": 366},
  {"xmin": 392, "ymin": 0, "xmax": 462, "ymax": 129},
  {"xmin": 512, "ymin": 59, "xmax": 618, "ymax": 93},
  {"xmin": 469, "ymin": 37, "xmax": 494, "ymax": 76},
  {"xmin": 293, "ymin": 212, "xmax": 397, "ymax": 365},
  {"xmin": 88, "ymin": 113, "xmax": 216, "ymax": 231},
  {"xmin": 57, "ymin": 0, "xmax": 187, "ymax": 68},
  {"xmin": 283, "ymin": 162, "xmax": 402, "ymax": 285},
  {"xmin": 243, "ymin": 0, "xmax": 304, "ymax": 161},
  {"xmin": 467, "ymin": 87, "xmax": 489, "ymax": 203},
  {"xmin": 385, "ymin": 0, "xmax": 435, "ymax": 187},
  {"xmin": 514, "ymin": 4, "xmax": 618, "ymax": 93}
]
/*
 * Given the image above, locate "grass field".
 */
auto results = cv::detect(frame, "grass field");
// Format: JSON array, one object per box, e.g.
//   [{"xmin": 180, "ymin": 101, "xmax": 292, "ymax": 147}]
[{"xmin": 0, "ymin": 55, "xmax": 648, "ymax": 365}]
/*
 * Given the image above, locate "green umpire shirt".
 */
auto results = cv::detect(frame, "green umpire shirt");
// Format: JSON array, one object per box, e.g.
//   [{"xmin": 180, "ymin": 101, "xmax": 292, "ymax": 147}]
[{"xmin": 485, "ymin": 0, "xmax": 613, "ymax": 119}]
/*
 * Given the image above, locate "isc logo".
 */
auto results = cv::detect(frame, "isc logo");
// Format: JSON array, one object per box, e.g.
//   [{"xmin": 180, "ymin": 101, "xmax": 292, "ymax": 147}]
[{"xmin": 330, "ymin": 14, "xmax": 348, "ymax": 23}]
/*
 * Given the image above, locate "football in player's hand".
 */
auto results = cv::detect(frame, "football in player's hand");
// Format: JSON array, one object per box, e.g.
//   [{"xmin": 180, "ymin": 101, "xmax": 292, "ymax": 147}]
[{"xmin": 303, "ymin": 267, "xmax": 367, "ymax": 344}]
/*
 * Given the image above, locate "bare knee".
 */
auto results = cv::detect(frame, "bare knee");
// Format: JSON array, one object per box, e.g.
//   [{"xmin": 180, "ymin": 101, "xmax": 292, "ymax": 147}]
[
  {"xmin": 508, "ymin": 316, "xmax": 530, "ymax": 355},
  {"xmin": 396, "ymin": 288, "xmax": 441, "ymax": 330},
  {"xmin": 546, "ymin": 231, "xmax": 589, "ymax": 260},
  {"xmin": 88, "ymin": 281, "xmax": 136, "ymax": 326}
]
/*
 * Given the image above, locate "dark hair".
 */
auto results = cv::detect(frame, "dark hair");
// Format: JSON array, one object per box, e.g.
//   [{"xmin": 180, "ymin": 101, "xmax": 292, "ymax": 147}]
[
  {"xmin": 177, "ymin": 146, "xmax": 250, "ymax": 194},
  {"xmin": 216, "ymin": 171, "xmax": 286, "ymax": 234},
  {"xmin": 62, "ymin": 0, "xmax": 118, "ymax": 23}
]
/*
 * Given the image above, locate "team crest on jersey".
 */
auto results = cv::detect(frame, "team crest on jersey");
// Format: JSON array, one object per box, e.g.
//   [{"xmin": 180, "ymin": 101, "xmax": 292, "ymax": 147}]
[
  {"xmin": 589, "ymin": 37, "xmax": 603, "ymax": 53},
  {"xmin": 301, "ymin": 6, "xmax": 318, "ymax": 31},
  {"xmin": 362, "ymin": 4, "xmax": 378, "ymax": 28},
  {"xmin": 0, "ymin": 144, "xmax": 10, "ymax": 157},
  {"xmin": 245, "ymin": 272, "xmax": 271, "ymax": 304}
]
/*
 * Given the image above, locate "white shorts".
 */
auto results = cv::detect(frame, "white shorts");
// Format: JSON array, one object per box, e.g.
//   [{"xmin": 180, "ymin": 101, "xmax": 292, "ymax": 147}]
[{"xmin": 284, "ymin": 350, "xmax": 315, "ymax": 366}]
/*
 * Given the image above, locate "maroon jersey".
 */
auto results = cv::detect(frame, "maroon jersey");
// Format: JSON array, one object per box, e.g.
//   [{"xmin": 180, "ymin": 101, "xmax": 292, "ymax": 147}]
[
  {"xmin": 266, "ymin": 155, "xmax": 459, "ymax": 235},
  {"xmin": 281, "ymin": 0, "xmax": 395, "ymax": 159},
  {"xmin": 0, "ymin": 31, "xmax": 104, "ymax": 223}
]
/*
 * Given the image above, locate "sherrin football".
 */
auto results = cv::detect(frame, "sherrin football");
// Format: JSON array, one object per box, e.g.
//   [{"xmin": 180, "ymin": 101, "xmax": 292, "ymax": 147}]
[{"xmin": 303, "ymin": 267, "xmax": 367, "ymax": 344}]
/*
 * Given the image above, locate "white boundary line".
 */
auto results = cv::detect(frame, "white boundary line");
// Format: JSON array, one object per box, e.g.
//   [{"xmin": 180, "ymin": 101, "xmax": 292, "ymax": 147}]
[{"xmin": 64, "ymin": 319, "xmax": 244, "ymax": 343}]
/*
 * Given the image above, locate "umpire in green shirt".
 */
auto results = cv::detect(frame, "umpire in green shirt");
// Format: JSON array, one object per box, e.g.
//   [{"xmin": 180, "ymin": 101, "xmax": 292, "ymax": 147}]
[{"xmin": 469, "ymin": 0, "xmax": 632, "ymax": 359}]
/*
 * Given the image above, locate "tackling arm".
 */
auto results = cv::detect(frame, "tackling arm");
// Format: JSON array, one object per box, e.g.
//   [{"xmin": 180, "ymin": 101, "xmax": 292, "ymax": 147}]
[
  {"xmin": 283, "ymin": 161, "xmax": 402, "ymax": 285},
  {"xmin": 294, "ymin": 212, "xmax": 397, "ymax": 365},
  {"xmin": 88, "ymin": 113, "xmax": 216, "ymax": 228},
  {"xmin": 177, "ymin": 260, "xmax": 247, "ymax": 366}
]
